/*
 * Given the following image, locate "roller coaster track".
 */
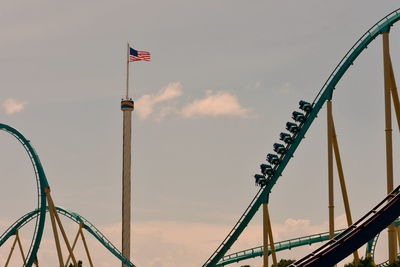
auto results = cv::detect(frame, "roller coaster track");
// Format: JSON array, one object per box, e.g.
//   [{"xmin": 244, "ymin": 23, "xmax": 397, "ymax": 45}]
[
  {"xmin": 0, "ymin": 206, "xmax": 136, "ymax": 267},
  {"xmin": 366, "ymin": 233, "xmax": 380, "ymax": 258},
  {"xmin": 1, "ymin": 123, "xmax": 137, "ymax": 266},
  {"xmin": 289, "ymin": 186, "xmax": 400, "ymax": 266},
  {"xmin": 0, "ymin": 123, "xmax": 49, "ymax": 266},
  {"xmin": 365, "ymin": 219, "xmax": 400, "ymax": 261},
  {"xmin": 216, "ymin": 220, "xmax": 400, "ymax": 265},
  {"xmin": 216, "ymin": 229, "xmax": 344, "ymax": 266},
  {"xmin": 3, "ymin": 8, "xmax": 400, "ymax": 267},
  {"xmin": 203, "ymin": 8, "xmax": 400, "ymax": 267}
]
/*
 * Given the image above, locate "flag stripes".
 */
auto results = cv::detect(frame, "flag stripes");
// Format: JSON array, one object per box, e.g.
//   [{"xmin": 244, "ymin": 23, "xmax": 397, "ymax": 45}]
[{"xmin": 129, "ymin": 47, "xmax": 151, "ymax": 62}]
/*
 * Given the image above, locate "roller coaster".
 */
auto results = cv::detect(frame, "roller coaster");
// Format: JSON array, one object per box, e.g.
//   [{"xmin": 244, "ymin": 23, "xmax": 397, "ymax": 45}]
[
  {"xmin": 0, "ymin": 206, "xmax": 135, "ymax": 267},
  {"xmin": 2, "ymin": 8, "xmax": 400, "ymax": 267},
  {"xmin": 203, "ymin": 8, "xmax": 400, "ymax": 267},
  {"xmin": 0, "ymin": 123, "xmax": 137, "ymax": 266}
]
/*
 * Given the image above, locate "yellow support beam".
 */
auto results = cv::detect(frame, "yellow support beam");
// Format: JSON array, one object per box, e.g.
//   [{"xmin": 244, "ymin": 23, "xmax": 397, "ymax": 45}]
[
  {"xmin": 5, "ymin": 233, "xmax": 18, "ymax": 267},
  {"xmin": 263, "ymin": 203, "xmax": 269, "ymax": 267},
  {"xmin": 382, "ymin": 31, "xmax": 397, "ymax": 263},
  {"xmin": 65, "ymin": 224, "xmax": 83, "ymax": 266},
  {"xmin": 4, "ymin": 231, "xmax": 26, "ymax": 266},
  {"xmin": 15, "ymin": 231, "xmax": 26, "ymax": 265},
  {"xmin": 49, "ymin": 195, "xmax": 78, "ymax": 266},
  {"xmin": 327, "ymin": 100, "xmax": 335, "ymax": 241},
  {"xmin": 331, "ymin": 117, "xmax": 359, "ymax": 263},
  {"xmin": 45, "ymin": 187, "xmax": 64, "ymax": 267},
  {"xmin": 396, "ymin": 226, "xmax": 400, "ymax": 252},
  {"xmin": 264, "ymin": 203, "xmax": 278, "ymax": 267},
  {"xmin": 388, "ymin": 55, "xmax": 400, "ymax": 132},
  {"xmin": 65, "ymin": 223, "xmax": 94, "ymax": 267},
  {"xmin": 80, "ymin": 224, "xmax": 94, "ymax": 267}
]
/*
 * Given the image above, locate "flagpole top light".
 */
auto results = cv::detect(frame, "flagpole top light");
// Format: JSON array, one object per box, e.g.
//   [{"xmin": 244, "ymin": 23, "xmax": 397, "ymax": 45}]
[{"xmin": 121, "ymin": 99, "xmax": 134, "ymax": 111}]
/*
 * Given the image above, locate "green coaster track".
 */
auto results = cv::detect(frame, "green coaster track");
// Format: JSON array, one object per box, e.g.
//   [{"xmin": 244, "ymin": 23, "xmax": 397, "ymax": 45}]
[
  {"xmin": 3, "ymin": 8, "xmax": 400, "ymax": 267},
  {"xmin": 0, "ymin": 206, "xmax": 135, "ymax": 267},
  {"xmin": 0, "ymin": 123, "xmax": 136, "ymax": 266},
  {"xmin": 366, "ymin": 220, "xmax": 400, "ymax": 262},
  {"xmin": 216, "ymin": 229, "xmax": 344, "ymax": 266},
  {"xmin": 203, "ymin": 8, "xmax": 400, "ymax": 267},
  {"xmin": 214, "ymin": 220, "xmax": 399, "ymax": 266},
  {"xmin": 0, "ymin": 123, "xmax": 49, "ymax": 266}
]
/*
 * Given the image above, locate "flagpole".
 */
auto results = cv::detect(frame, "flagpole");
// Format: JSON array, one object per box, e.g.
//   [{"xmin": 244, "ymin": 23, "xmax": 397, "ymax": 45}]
[{"xmin": 126, "ymin": 43, "xmax": 130, "ymax": 99}]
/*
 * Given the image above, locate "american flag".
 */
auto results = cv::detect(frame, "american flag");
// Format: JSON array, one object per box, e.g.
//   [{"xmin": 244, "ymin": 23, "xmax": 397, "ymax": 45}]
[{"xmin": 129, "ymin": 47, "xmax": 151, "ymax": 62}]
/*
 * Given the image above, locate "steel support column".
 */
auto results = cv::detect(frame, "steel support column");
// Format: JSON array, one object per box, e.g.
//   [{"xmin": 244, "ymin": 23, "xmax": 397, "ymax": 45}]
[
  {"xmin": 263, "ymin": 202, "xmax": 269, "ymax": 267},
  {"xmin": 382, "ymin": 31, "xmax": 397, "ymax": 263},
  {"xmin": 80, "ymin": 225, "xmax": 94, "ymax": 267},
  {"xmin": 327, "ymin": 100, "xmax": 335, "ymax": 242},
  {"xmin": 5, "ymin": 232, "xmax": 18, "ymax": 266},
  {"xmin": 65, "ymin": 224, "xmax": 83, "ymax": 266},
  {"xmin": 397, "ymin": 226, "xmax": 400, "ymax": 252},
  {"xmin": 263, "ymin": 203, "xmax": 277, "ymax": 267},
  {"xmin": 45, "ymin": 187, "xmax": 64, "ymax": 266},
  {"xmin": 16, "ymin": 231, "xmax": 26, "ymax": 265},
  {"xmin": 388, "ymin": 56, "xmax": 400, "ymax": 130},
  {"xmin": 46, "ymin": 187, "xmax": 77, "ymax": 266},
  {"xmin": 331, "ymin": 117, "xmax": 359, "ymax": 263}
]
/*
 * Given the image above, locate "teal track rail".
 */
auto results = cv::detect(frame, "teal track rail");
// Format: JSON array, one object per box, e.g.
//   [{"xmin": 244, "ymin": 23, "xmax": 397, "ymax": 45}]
[
  {"xmin": 365, "ymin": 233, "xmax": 380, "ymax": 258},
  {"xmin": 366, "ymin": 219, "xmax": 400, "ymax": 259},
  {"xmin": 203, "ymin": 8, "xmax": 400, "ymax": 267},
  {"xmin": 0, "ymin": 206, "xmax": 136, "ymax": 267},
  {"xmin": 220, "ymin": 219, "xmax": 399, "ymax": 265},
  {"xmin": 216, "ymin": 229, "xmax": 344, "ymax": 266},
  {"xmin": 0, "ymin": 123, "xmax": 49, "ymax": 267}
]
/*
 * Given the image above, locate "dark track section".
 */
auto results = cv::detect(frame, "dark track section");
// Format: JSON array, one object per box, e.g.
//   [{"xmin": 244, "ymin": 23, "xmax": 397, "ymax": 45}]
[{"xmin": 290, "ymin": 186, "xmax": 400, "ymax": 267}]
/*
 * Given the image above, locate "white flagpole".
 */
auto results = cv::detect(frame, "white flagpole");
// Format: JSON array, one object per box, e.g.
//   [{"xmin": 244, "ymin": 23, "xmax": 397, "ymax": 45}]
[{"xmin": 126, "ymin": 43, "xmax": 130, "ymax": 99}]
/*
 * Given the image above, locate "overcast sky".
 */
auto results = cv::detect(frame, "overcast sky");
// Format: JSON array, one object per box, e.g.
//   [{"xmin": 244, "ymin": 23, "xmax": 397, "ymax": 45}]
[{"xmin": 1, "ymin": 1, "xmax": 400, "ymax": 266}]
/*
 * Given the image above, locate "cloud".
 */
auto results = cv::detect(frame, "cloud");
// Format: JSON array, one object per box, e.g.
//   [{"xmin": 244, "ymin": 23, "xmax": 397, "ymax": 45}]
[
  {"xmin": 153, "ymin": 83, "xmax": 182, "ymax": 103},
  {"xmin": 135, "ymin": 84, "xmax": 253, "ymax": 120},
  {"xmin": 2, "ymin": 98, "xmax": 26, "ymax": 114},
  {"xmin": 153, "ymin": 106, "xmax": 178, "ymax": 121},
  {"xmin": 91, "ymin": 214, "xmax": 355, "ymax": 266},
  {"xmin": 181, "ymin": 91, "xmax": 250, "ymax": 118},
  {"xmin": 272, "ymin": 214, "xmax": 348, "ymax": 241},
  {"xmin": 136, "ymin": 82, "xmax": 183, "ymax": 119},
  {"xmin": 0, "ymin": 214, "xmax": 368, "ymax": 267}
]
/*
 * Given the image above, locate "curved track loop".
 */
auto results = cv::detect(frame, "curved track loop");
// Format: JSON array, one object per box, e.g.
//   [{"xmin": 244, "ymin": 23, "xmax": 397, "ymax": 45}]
[
  {"xmin": 0, "ymin": 123, "xmax": 49, "ymax": 266},
  {"xmin": 365, "ymin": 233, "xmax": 380, "ymax": 258},
  {"xmin": 365, "ymin": 219, "xmax": 400, "ymax": 262},
  {"xmin": 289, "ymin": 186, "xmax": 400, "ymax": 267},
  {"xmin": 216, "ymin": 229, "xmax": 344, "ymax": 266},
  {"xmin": 203, "ymin": 8, "xmax": 400, "ymax": 267},
  {"xmin": 0, "ymin": 206, "xmax": 136, "ymax": 267}
]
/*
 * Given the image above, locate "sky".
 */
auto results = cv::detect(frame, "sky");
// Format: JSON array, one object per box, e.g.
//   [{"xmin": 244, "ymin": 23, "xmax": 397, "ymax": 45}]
[{"xmin": 1, "ymin": 1, "xmax": 400, "ymax": 266}]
